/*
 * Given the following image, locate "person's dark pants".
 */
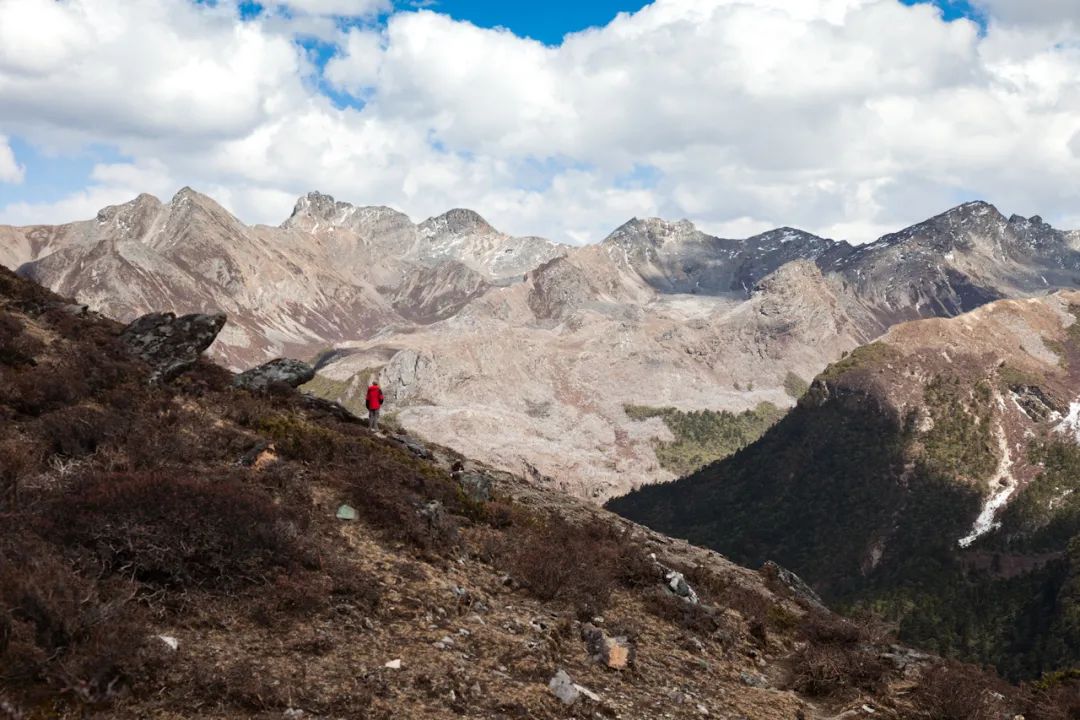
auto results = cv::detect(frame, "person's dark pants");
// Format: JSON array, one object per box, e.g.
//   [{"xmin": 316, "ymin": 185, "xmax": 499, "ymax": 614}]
[{"xmin": 368, "ymin": 408, "xmax": 380, "ymax": 430}]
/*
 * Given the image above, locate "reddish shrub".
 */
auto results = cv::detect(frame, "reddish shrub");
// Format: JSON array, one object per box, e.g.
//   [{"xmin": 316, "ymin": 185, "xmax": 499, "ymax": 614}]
[
  {"xmin": 39, "ymin": 406, "xmax": 124, "ymax": 458},
  {"xmin": 1, "ymin": 362, "xmax": 89, "ymax": 416},
  {"xmin": 496, "ymin": 515, "xmax": 620, "ymax": 612},
  {"xmin": 790, "ymin": 644, "xmax": 890, "ymax": 697},
  {"xmin": 0, "ymin": 311, "xmax": 42, "ymax": 367},
  {"xmin": 1025, "ymin": 675, "xmax": 1080, "ymax": 720},
  {"xmin": 909, "ymin": 661, "xmax": 1017, "ymax": 720},
  {"xmin": 0, "ymin": 534, "xmax": 158, "ymax": 703},
  {"xmin": 643, "ymin": 587, "xmax": 729, "ymax": 634},
  {"xmin": 788, "ymin": 610, "xmax": 894, "ymax": 698},
  {"xmin": 799, "ymin": 610, "xmax": 891, "ymax": 646},
  {"xmin": 44, "ymin": 470, "xmax": 313, "ymax": 591},
  {"xmin": 0, "ymin": 436, "xmax": 40, "ymax": 511}
]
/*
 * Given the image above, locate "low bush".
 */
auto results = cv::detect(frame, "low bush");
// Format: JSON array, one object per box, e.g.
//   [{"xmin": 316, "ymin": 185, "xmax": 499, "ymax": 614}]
[
  {"xmin": 499, "ymin": 515, "xmax": 617, "ymax": 610},
  {"xmin": 0, "ymin": 311, "xmax": 43, "ymax": 367},
  {"xmin": 44, "ymin": 470, "xmax": 313, "ymax": 591},
  {"xmin": 256, "ymin": 413, "xmax": 345, "ymax": 464},
  {"xmin": 1, "ymin": 362, "xmax": 91, "ymax": 417},
  {"xmin": 643, "ymin": 587, "xmax": 728, "ymax": 634},
  {"xmin": 790, "ymin": 644, "xmax": 890, "ymax": 697},
  {"xmin": 788, "ymin": 610, "xmax": 894, "ymax": 698},
  {"xmin": 39, "ymin": 406, "xmax": 123, "ymax": 458},
  {"xmin": 908, "ymin": 661, "xmax": 1015, "ymax": 720},
  {"xmin": 0, "ymin": 435, "xmax": 40, "ymax": 511},
  {"xmin": 0, "ymin": 534, "xmax": 159, "ymax": 704},
  {"xmin": 1025, "ymin": 671, "xmax": 1080, "ymax": 720}
]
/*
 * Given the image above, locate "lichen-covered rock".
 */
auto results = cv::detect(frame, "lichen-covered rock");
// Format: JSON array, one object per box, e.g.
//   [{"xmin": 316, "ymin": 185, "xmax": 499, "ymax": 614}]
[
  {"xmin": 458, "ymin": 472, "xmax": 493, "ymax": 503},
  {"xmin": 234, "ymin": 358, "xmax": 316, "ymax": 392},
  {"xmin": 120, "ymin": 311, "xmax": 226, "ymax": 382}
]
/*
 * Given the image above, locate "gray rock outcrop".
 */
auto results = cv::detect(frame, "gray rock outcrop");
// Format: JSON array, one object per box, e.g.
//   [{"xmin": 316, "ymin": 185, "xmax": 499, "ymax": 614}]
[
  {"xmin": 760, "ymin": 561, "xmax": 827, "ymax": 611},
  {"xmin": 120, "ymin": 311, "xmax": 226, "ymax": 382},
  {"xmin": 234, "ymin": 358, "xmax": 316, "ymax": 391}
]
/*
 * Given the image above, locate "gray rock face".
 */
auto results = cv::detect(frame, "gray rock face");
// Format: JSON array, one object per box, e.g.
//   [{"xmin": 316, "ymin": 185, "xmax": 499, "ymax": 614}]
[
  {"xmin": 457, "ymin": 472, "xmax": 493, "ymax": 503},
  {"xmin": 739, "ymin": 671, "xmax": 770, "ymax": 689},
  {"xmin": 825, "ymin": 201, "xmax": 1080, "ymax": 330},
  {"xmin": 665, "ymin": 570, "xmax": 699, "ymax": 604},
  {"xmin": 234, "ymin": 358, "xmax": 316, "ymax": 391},
  {"xmin": 760, "ymin": 561, "xmax": 826, "ymax": 611},
  {"xmin": 390, "ymin": 260, "xmax": 490, "ymax": 323},
  {"xmin": 120, "ymin": 311, "xmax": 226, "ymax": 382},
  {"xmin": 601, "ymin": 217, "xmax": 851, "ymax": 296}
]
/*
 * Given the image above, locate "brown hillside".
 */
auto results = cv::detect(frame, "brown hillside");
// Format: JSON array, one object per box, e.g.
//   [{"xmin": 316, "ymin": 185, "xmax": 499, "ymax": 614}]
[{"xmin": 0, "ymin": 264, "xmax": 1072, "ymax": 719}]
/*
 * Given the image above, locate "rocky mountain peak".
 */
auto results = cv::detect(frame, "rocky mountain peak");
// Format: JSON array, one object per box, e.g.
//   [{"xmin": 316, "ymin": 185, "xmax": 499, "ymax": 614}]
[
  {"xmin": 752, "ymin": 258, "xmax": 827, "ymax": 293},
  {"xmin": 282, "ymin": 191, "xmax": 359, "ymax": 229},
  {"xmin": 930, "ymin": 199, "xmax": 1006, "ymax": 227},
  {"xmin": 165, "ymin": 187, "xmax": 241, "ymax": 224},
  {"xmin": 94, "ymin": 193, "xmax": 164, "ymax": 236},
  {"xmin": 602, "ymin": 217, "xmax": 703, "ymax": 251},
  {"xmin": 169, "ymin": 186, "xmax": 216, "ymax": 206},
  {"xmin": 749, "ymin": 227, "xmax": 827, "ymax": 247},
  {"xmin": 419, "ymin": 208, "xmax": 496, "ymax": 238}
]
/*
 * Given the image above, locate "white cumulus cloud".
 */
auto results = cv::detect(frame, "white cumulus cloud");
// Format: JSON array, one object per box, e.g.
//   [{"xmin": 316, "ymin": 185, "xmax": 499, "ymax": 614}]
[
  {"xmin": 0, "ymin": 0, "xmax": 1078, "ymax": 245},
  {"xmin": 0, "ymin": 134, "xmax": 24, "ymax": 183}
]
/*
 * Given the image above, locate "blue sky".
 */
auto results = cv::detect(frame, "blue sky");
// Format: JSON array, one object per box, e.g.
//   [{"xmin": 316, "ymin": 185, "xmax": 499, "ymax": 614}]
[
  {"xmin": 396, "ymin": 0, "xmax": 654, "ymax": 44},
  {"xmin": 402, "ymin": 0, "xmax": 981, "ymax": 44}
]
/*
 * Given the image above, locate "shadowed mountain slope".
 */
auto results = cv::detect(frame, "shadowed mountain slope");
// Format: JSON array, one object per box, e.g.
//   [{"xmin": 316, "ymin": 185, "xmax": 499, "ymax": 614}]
[{"xmin": 609, "ymin": 291, "xmax": 1080, "ymax": 679}]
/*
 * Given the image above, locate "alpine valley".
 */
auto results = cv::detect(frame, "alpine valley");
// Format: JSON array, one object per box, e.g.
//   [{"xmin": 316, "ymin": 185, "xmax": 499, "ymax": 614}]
[
  {"xmin": 7, "ymin": 188, "xmax": 1080, "ymax": 703},
  {"xmin": 6, "ymin": 190, "xmax": 1080, "ymax": 502}
]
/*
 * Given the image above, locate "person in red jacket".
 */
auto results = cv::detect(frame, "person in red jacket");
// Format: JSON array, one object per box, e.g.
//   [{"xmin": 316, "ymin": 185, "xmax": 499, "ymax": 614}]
[{"xmin": 365, "ymin": 381, "xmax": 385, "ymax": 431}]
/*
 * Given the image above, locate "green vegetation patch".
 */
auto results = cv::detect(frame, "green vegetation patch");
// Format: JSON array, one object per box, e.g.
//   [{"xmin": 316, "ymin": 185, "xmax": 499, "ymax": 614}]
[
  {"xmin": 783, "ymin": 371, "xmax": 810, "ymax": 400},
  {"xmin": 1068, "ymin": 304, "xmax": 1080, "ymax": 345},
  {"xmin": 820, "ymin": 342, "xmax": 901, "ymax": 382},
  {"xmin": 301, "ymin": 373, "xmax": 351, "ymax": 401},
  {"xmin": 625, "ymin": 402, "xmax": 786, "ymax": 477},
  {"xmin": 1043, "ymin": 337, "xmax": 1069, "ymax": 368},
  {"xmin": 921, "ymin": 376, "xmax": 997, "ymax": 482}
]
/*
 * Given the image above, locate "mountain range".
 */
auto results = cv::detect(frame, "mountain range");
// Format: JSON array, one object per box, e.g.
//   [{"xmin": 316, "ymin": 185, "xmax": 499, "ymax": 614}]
[{"xmin": 4, "ymin": 190, "xmax": 1080, "ymax": 499}]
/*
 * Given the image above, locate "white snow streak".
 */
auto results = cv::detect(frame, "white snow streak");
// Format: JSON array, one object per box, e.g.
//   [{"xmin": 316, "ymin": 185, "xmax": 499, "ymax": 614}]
[
  {"xmin": 959, "ymin": 412, "xmax": 1016, "ymax": 548},
  {"xmin": 1055, "ymin": 402, "xmax": 1080, "ymax": 443}
]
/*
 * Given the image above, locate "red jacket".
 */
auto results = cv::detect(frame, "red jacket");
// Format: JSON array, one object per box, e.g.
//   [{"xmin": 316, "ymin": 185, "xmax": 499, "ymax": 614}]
[{"xmin": 366, "ymin": 384, "xmax": 384, "ymax": 411}]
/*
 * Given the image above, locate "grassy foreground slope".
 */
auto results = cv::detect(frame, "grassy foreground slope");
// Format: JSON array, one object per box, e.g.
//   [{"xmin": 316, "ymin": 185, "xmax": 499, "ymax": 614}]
[{"xmin": 8, "ymin": 264, "xmax": 1076, "ymax": 717}]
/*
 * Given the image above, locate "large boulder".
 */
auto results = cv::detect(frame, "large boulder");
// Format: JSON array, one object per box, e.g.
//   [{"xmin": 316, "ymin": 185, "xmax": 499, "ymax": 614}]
[
  {"xmin": 120, "ymin": 312, "xmax": 226, "ymax": 382},
  {"xmin": 234, "ymin": 358, "xmax": 315, "ymax": 392}
]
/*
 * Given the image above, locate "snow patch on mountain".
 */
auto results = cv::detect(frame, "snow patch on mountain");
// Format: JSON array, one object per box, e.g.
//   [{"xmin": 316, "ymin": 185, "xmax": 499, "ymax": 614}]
[{"xmin": 959, "ymin": 407, "xmax": 1018, "ymax": 548}]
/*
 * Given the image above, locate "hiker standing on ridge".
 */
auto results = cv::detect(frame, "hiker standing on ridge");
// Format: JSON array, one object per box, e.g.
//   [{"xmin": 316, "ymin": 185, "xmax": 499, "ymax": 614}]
[{"xmin": 366, "ymin": 381, "xmax": 385, "ymax": 431}]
